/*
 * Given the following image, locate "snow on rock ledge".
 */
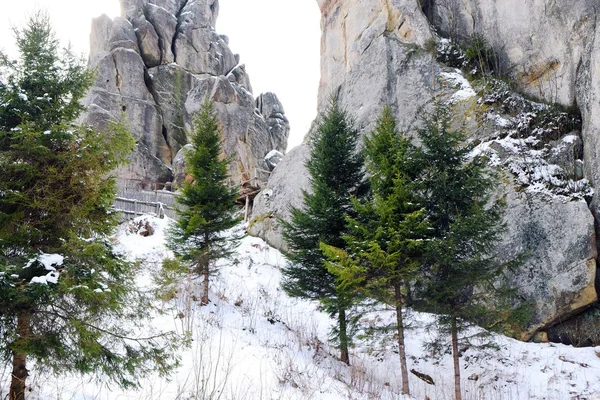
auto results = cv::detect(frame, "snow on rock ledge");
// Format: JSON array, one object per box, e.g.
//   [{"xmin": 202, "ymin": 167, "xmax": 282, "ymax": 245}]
[{"xmin": 251, "ymin": 0, "xmax": 598, "ymax": 338}]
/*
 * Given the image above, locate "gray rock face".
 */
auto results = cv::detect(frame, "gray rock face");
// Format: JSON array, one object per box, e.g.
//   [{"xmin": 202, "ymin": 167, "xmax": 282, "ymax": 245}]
[
  {"xmin": 172, "ymin": 144, "xmax": 193, "ymax": 187},
  {"xmin": 249, "ymin": 144, "xmax": 311, "ymax": 251},
  {"xmin": 498, "ymin": 184, "xmax": 597, "ymax": 340},
  {"xmin": 250, "ymin": 0, "xmax": 600, "ymax": 338},
  {"xmin": 83, "ymin": 0, "xmax": 289, "ymax": 190},
  {"xmin": 425, "ymin": 0, "xmax": 600, "ymax": 230},
  {"xmin": 577, "ymin": 23, "xmax": 600, "ymax": 218},
  {"xmin": 426, "ymin": 0, "xmax": 595, "ymax": 106},
  {"xmin": 256, "ymin": 92, "xmax": 290, "ymax": 153},
  {"xmin": 317, "ymin": 0, "xmax": 433, "ymax": 110}
]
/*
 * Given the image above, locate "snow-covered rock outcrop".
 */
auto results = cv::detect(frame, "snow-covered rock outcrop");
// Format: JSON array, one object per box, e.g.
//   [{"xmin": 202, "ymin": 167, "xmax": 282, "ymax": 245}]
[
  {"xmin": 250, "ymin": 0, "xmax": 600, "ymax": 340},
  {"xmin": 425, "ymin": 0, "xmax": 600, "ymax": 224},
  {"xmin": 83, "ymin": 0, "xmax": 289, "ymax": 189}
]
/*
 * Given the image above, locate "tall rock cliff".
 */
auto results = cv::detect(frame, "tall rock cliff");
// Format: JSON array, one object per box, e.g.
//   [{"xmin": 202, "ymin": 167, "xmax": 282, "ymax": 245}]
[
  {"xmin": 424, "ymin": 0, "xmax": 600, "ymax": 217},
  {"xmin": 83, "ymin": 0, "xmax": 289, "ymax": 191},
  {"xmin": 250, "ymin": 0, "xmax": 600, "ymax": 340}
]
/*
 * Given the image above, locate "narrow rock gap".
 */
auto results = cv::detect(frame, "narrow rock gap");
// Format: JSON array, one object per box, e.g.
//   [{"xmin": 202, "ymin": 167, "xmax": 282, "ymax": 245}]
[
  {"xmin": 161, "ymin": 126, "xmax": 171, "ymax": 158},
  {"xmin": 112, "ymin": 53, "xmax": 122, "ymax": 92},
  {"xmin": 172, "ymin": 0, "xmax": 191, "ymax": 63},
  {"xmin": 142, "ymin": 4, "xmax": 165, "ymax": 65},
  {"xmin": 143, "ymin": 68, "xmax": 173, "ymax": 163}
]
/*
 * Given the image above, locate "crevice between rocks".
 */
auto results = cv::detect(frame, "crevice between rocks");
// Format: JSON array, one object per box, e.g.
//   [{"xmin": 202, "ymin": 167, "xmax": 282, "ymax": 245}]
[
  {"xmin": 142, "ymin": 4, "xmax": 165, "ymax": 65},
  {"xmin": 111, "ymin": 52, "xmax": 125, "ymax": 115},
  {"xmin": 143, "ymin": 68, "xmax": 173, "ymax": 165},
  {"xmin": 172, "ymin": 0, "xmax": 191, "ymax": 64}
]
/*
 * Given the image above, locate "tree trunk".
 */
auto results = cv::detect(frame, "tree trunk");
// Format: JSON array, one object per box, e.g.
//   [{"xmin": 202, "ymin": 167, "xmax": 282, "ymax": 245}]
[
  {"xmin": 10, "ymin": 313, "xmax": 31, "ymax": 400},
  {"xmin": 451, "ymin": 316, "xmax": 462, "ymax": 400},
  {"xmin": 201, "ymin": 262, "xmax": 209, "ymax": 305},
  {"xmin": 394, "ymin": 283, "xmax": 410, "ymax": 395},
  {"xmin": 338, "ymin": 306, "xmax": 350, "ymax": 365}
]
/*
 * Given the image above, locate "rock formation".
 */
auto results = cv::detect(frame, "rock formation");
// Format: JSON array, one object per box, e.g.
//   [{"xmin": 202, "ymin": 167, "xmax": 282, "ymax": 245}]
[
  {"xmin": 83, "ymin": 0, "xmax": 289, "ymax": 191},
  {"xmin": 250, "ymin": 0, "xmax": 600, "ymax": 340},
  {"xmin": 424, "ymin": 0, "xmax": 600, "ymax": 217}
]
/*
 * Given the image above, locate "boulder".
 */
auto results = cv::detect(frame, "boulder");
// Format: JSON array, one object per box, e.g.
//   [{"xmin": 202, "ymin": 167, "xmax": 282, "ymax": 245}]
[
  {"xmin": 172, "ymin": 144, "xmax": 193, "ymax": 187},
  {"xmin": 134, "ymin": 18, "xmax": 161, "ymax": 67},
  {"xmin": 249, "ymin": 144, "xmax": 311, "ymax": 250},
  {"xmin": 227, "ymin": 64, "xmax": 253, "ymax": 93},
  {"xmin": 256, "ymin": 93, "xmax": 290, "ymax": 153},
  {"xmin": 497, "ymin": 185, "xmax": 597, "ymax": 340},
  {"xmin": 264, "ymin": 150, "xmax": 284, "ymax": 171}
]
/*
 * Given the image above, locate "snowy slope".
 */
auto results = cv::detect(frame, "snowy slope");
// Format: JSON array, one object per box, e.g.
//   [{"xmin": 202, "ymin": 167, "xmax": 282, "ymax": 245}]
[{"xmin": 2, "ymin": 215, "xmax": 600, "ymax": 399}]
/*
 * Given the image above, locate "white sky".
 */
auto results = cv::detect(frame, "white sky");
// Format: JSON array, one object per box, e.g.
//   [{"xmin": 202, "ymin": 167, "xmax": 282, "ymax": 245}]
[{"xmin": 0, "ymin": 0, "xmax": 321, "ymax": 150}]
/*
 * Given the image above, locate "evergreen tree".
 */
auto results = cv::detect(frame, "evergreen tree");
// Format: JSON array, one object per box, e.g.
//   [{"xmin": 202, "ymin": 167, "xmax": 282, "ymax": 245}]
[
  {"xmin": 413, "ymin": 102, "xmax": 505, "ymax": 400},
  {"xmin": 167, "ymin": 100, "xmax": 241, "ymax": 306},
  {"xmin": 281, "ymin": 98, "xmax": 366, "ymax": 365},
  {"xmin": 0, "ymin": 13, "xmax": 179, "ymax": 400},
  {"xmin": 322, "ymin": 106, "xmax": 429, "ymax": 395}
]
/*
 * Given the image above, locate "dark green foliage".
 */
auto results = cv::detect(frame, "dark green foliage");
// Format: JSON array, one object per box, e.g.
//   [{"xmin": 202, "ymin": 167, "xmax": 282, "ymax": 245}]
[
  {"xmin": 281, "ymin": 98, "xmax": 366, "ymax": 363},
  {"xmin": 413, "ymin": 102, "xmax": 506, "ymax": 324},
  {"xmin": 166, "ymin": 100, "xmax": 241, "ymax": 302},
  {"xmin": 282, "ymin": 99, "xmax": 365, "ymax": 301},
  {"xmin": 323, "ymin": 106, "xmax": 429, "ymax": 394},
  {"xmin": 0, "ymin": 12, "xmax": 180, "ymax": 393},
  {"xmin": 334, "ymin": 106, "xmax": 429, "ymax": 299},
  {"xmin": 0, "ymin": 12, "xmax": 91, "ymax": 135},
  {"xmin": 409, "ymin": 102, "xmax": 510, "ymax": 400},
  {"xmin": 435, "ymin": 34, "xmax": 499, "ymax": 77},
  {"xmin": 435, "ymin": 39, "xmax": 468, "ymax": 70},
  {"xmin": 464, "ymin": 34, "xmax": 499, "ymax": 76}
]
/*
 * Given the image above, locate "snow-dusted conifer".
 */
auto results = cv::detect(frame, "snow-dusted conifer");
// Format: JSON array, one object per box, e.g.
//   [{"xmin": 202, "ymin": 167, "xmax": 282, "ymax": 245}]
[
  {"xmin": 281, "ymin": 97, "xmax": 366, "ymax": 365},
  {"xmin": 166, "ymin": 100, "xmax": 241, "ymax": 306},
  {"xmin": 413, "ymin": 102, "xmax": 506, "ymax": 400},
  {"xmin": 323, "ymin": 106, "xmax": 429, "ymax": 395},
  {"xmin": 0, "ymin": 13, "xmax": 180, "ymax": 400}
]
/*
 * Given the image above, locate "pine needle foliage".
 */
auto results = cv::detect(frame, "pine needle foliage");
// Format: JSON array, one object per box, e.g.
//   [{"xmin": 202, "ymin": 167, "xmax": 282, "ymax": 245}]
[
  {"xmin": 323, "ymin": 106, "xmax": 429, "ymax": 395},
  {"xmin": 281, "ymin": 97, "xmax": 366, "ymax": 364},
  {"xmin": 166, "ymin": 100, "xmax": 241, "ymax": 305},
  {"xmin": 413, "ymin": 102, "xmax": 505, "ymax": 324},
  {"xmin": 412, "ymin": 102, "xmax": 507, "ymax": 400},
  {"xmin": 0, "ymin": 12, "xmax": 181, "ymax": 399}
]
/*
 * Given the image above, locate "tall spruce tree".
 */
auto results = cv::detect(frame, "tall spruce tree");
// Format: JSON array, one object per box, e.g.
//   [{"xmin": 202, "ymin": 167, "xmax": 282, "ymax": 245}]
[
  {"xmin": 0, "ymin": 13, "xmax": 179, "ymax": 400},
  {"xmin": 322, "ymin": 106, "xmax": 429, "ymax": 395},
  {"xmin": 413, "ymin": 102, "xmax": 505, "ymax": 400},
  {"xmin": 281, "ymin": 98, "xmax": 365, "ymax": 365},
  {"xmin": 167, "ymin": 100, "xmax": 241, "ymax": 306}
]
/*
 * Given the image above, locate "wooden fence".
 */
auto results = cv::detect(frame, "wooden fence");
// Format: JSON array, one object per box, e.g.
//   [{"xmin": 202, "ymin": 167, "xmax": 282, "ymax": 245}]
[
  {"xmin": 114, "ymin": 188, "xmax": 178, "ymax": 220},
  {"xmin": 113, "ymin": 168, "xmax": 270, "ymax": 221}
]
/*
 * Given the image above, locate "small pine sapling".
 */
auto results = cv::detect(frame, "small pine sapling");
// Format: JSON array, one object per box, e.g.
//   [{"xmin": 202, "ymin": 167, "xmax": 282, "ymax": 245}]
[{"xmin": 166, "ymin": 100, "xmax": 241, "ymax": 306}]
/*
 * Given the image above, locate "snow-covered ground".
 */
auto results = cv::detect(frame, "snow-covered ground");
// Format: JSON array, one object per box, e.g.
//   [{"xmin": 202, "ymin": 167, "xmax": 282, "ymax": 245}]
[{"xmin": 2, "ymin": 215, "xmax": 600, "ymax": 399}]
